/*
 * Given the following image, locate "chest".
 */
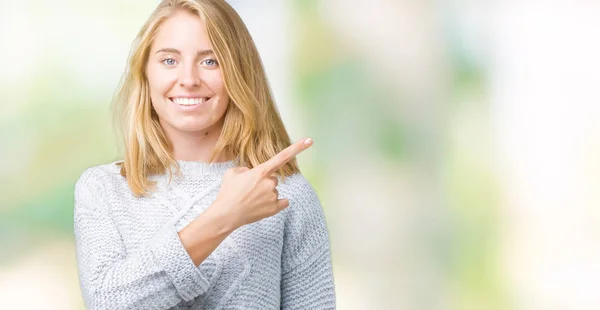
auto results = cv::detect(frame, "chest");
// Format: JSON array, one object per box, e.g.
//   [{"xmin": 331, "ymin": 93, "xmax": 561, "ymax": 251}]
[
  {"xmin": 110, "ymin": 183, "xmax": 287, "ymax": 267},
  {"xmin": 110, "ymin": 185, "xmax": 287, "ymax": 308}
]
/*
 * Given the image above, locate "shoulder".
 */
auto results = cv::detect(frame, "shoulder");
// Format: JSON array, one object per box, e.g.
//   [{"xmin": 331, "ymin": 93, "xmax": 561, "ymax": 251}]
[
  {"xmin": 74, "ymin": 160, "xmax": 126, "ymax": 216},
  {"xmin": 75, "ymin": 160, "xmax": 124, "ymax": 197},
  {"xmin": 277, "ymin": 173, "xmax": 320, "ymax": 203},
  {"xmin": 277, "ymin": 173, "xmax": 326, "ymax": 222}
]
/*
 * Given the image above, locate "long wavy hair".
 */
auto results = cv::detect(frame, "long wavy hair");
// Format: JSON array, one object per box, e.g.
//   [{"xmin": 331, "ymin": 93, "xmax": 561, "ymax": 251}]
[{"xmin": 112, "ymin": 0, "xmax": 299, "ymax": 196}]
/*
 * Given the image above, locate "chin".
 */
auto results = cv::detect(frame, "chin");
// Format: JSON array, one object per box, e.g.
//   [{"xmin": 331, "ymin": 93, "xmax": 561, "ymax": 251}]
[
  {"xmin": 159, "ymin": 111, "xmax": 225, "ymax": 134},
  {"xmin": 174, "ymin": 122, "xmax": 211, "ymax": 133}
]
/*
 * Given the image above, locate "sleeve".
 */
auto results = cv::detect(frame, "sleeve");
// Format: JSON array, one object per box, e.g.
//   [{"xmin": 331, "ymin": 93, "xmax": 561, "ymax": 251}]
[
  {"xmin": 73, "ymin": 167, "xmax": 212, "ymax": 310},
  {"xmin": 280, "ymin": 175, "xmax": 336, "ymax": 310}
]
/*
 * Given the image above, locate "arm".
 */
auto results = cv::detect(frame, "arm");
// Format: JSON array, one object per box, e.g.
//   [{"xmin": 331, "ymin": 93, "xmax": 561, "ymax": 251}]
[
  {"xmin": 73, "ymin": 167, "xmax": 231, "ymax": 309},
  {"xmin": 280, "ymin": 175, "xmax": 336, "ymax": 310}
]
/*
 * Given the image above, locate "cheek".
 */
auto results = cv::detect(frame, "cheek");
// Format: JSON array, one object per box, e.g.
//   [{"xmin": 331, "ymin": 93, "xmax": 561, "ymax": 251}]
[
  {"xmin": 147, "ymin": 68, "xmax": 174, "ymax": 96},
  {"xmin": 206, "ymin": 72, "xmax": 227, "ymax": 97}
]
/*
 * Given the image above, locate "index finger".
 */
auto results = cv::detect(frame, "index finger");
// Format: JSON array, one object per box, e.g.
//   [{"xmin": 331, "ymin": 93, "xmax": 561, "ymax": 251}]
[{"xmin": 257, "ymin": 137, "xmax": 313, "ymax": 175}]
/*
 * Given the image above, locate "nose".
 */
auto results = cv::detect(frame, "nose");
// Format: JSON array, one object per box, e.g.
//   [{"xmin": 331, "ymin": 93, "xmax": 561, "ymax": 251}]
[{"xmin": 178, "ymin": 62, "xmax": 200, "ymax": 88}]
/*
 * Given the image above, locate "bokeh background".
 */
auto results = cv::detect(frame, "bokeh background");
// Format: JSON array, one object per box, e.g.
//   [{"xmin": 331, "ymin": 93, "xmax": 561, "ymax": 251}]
[{"xmin": 1, "ymin": 0, "xmax": 600, "ymax": 309}]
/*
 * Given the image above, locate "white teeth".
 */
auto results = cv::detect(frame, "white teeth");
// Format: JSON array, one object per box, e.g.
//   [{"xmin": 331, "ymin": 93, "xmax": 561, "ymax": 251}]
[{"xmin": 172, "ymin": 97, "xmax": 206, "ymax": 105}]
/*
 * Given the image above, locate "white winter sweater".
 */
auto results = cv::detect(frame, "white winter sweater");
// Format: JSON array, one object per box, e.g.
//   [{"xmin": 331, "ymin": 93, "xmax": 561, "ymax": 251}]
[{"xmin": 73, "ymin": 159, "xmax": 336, "ymax": 309}]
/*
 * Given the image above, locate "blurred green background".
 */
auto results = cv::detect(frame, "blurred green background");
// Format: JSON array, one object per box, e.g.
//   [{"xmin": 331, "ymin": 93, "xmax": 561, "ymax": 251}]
[{"xmin": 2, "ymin": 0, "xmax": 600, "ymax": 309}]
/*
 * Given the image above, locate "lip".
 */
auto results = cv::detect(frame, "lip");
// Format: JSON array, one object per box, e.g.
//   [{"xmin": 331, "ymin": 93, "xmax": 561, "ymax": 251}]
[
  {"xmin": 169, "ymin": 94, "xmax": 211, "ymax": 99},
  {"xmin": 168, "ymin": 97, "xmax": 212, "ymax": 112}
]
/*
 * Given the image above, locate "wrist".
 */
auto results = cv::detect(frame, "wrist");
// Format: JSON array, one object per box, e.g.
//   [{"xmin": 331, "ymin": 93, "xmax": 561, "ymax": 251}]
[{"xmin": 206, "ymin": 200, "xmax": 238, "ymax": 235}]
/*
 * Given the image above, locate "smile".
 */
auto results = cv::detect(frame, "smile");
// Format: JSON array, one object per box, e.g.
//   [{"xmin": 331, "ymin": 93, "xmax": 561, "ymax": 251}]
[{"xmin": 169, "ymin": 97, "xmax": 211, "ymax": 106}]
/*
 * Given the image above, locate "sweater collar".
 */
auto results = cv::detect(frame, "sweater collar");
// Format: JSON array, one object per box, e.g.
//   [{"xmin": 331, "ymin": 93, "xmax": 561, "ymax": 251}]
[{"xmin": 171, "ymin": 158, "xmax": 238, "ymax": 178}]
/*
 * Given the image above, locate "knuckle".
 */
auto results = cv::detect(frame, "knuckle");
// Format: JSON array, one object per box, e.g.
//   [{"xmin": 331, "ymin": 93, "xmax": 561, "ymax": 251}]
[
  {"xmin": 260, "ymin": 168, "xmax": 272, "ymax": 178},
  {"xmin": 280, "ymin": 153, "xmax": 291, "ymax": 165}
]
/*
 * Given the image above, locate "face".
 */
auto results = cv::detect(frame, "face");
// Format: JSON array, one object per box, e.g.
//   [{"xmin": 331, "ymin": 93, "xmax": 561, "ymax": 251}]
[{"xmin": 146, "ymin": 10, "xmax": 229, "ymax": 136}]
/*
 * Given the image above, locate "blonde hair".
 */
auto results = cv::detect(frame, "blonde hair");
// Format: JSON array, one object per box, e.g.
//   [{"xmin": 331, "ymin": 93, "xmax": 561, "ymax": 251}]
[{"xmin": 113, "ymin": 0, "xmax": 299, "ymax": 196}]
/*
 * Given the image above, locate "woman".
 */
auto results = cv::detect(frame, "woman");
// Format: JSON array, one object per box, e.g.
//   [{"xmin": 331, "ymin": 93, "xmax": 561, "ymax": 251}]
[{"xmin": 73, "ymin": 0, "xmax": 336, "ymax": 309}]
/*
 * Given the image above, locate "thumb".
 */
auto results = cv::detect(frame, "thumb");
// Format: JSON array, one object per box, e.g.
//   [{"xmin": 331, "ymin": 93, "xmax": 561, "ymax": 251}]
[{"xmin": 276, "ymin": 198, "xmax": 290, "ymax": 210}]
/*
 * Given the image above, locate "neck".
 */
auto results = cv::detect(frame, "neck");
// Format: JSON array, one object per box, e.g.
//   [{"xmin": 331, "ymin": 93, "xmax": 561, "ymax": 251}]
[{"xmin": 160, "ymin": 118, "xmax": 230, "ymax": 163}]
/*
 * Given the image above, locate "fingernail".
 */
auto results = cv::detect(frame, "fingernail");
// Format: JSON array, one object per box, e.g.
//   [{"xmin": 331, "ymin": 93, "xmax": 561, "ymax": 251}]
[{"xmin": 304, "ymin": 138, "xmax": 312, "ymax": 145}]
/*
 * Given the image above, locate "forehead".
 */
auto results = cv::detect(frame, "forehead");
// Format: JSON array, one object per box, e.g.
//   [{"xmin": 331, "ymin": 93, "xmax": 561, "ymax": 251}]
[{"xmin": 151, "ymin": 10, "xmax": 212, "ymax": 52}]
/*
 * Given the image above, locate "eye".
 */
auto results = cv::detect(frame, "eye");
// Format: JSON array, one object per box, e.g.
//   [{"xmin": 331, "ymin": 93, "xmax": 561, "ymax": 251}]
[
  {"xmin": 202, "ymin": 58, "xmax": 219, "ymax": 67},
  {"xmin": 161, "ymin": 57, "xmax": 177, "ymax": 66}
]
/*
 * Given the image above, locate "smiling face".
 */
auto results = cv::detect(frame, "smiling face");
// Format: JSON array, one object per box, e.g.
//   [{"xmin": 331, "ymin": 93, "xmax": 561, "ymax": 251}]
[{"xmin": 145, "ymin": 10, "xmax": 230, "ymax": 136}]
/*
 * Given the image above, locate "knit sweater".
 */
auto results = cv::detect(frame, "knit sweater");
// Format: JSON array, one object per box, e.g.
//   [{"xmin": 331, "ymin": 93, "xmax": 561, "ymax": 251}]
[{"xmin": 73, "ymin": 159, "xmax": 336, "ymax": 310}]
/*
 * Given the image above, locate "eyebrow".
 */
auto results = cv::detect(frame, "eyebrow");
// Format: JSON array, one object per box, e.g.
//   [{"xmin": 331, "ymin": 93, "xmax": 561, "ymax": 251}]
[{"xmin": 155, "ymin": 48, "xmax": 214, "ymax": 57}]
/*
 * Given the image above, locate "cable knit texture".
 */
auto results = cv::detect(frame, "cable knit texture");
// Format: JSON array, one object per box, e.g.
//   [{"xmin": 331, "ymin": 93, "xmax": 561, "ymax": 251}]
[{"xmin": 73, "ymin": 160, "xmax": 336, "ymax": 309}]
